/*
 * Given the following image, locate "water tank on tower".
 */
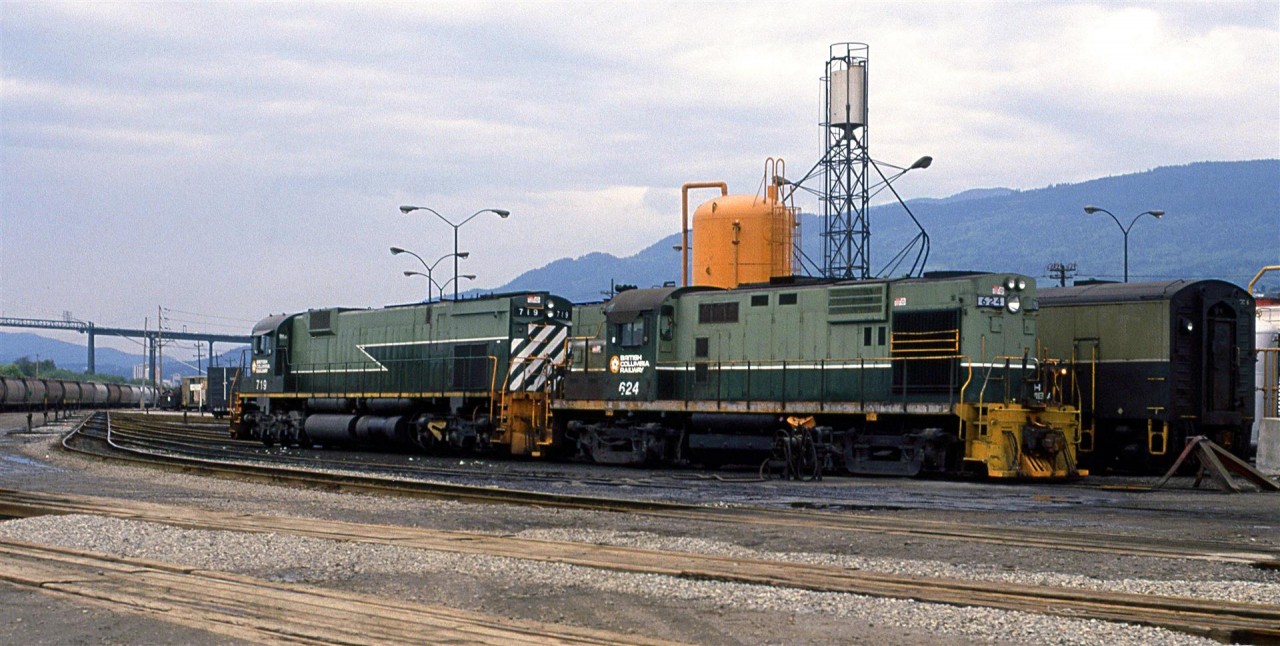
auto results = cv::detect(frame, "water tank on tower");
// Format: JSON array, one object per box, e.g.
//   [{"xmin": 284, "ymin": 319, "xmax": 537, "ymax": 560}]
[
  {"xmin": 690, "ymin": 159, "xmax": 796, "ymax": 290},
  {"xmin": 828, "ymin": 62, "xmax": 866, "ymax": 137}
]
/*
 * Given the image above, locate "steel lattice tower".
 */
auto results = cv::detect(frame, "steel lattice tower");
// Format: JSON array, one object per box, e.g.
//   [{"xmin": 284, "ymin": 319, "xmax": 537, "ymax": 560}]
[{"xmin": 820, "ymin": 43, "xmax": 871, "ymax": 280}]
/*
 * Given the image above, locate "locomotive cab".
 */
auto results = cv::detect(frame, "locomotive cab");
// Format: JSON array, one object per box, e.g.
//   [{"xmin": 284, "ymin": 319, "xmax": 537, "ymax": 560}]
[
  {"xmin": 231, "ymin": 313, "xmax": 294, "ymax": 440},
  {"xmin": 601, "ymin": 288, "xmax": 668, "ymax": 402}
]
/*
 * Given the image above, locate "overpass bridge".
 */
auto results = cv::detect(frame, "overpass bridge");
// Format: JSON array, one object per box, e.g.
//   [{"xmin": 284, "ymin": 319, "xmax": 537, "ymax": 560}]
[{"xmin": 0, "ymin": 316, "xmax": 250, "ymax": 380}]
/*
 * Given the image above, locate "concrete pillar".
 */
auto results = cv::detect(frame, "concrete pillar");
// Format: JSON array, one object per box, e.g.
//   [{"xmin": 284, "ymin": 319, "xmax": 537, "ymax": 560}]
[
  {"xmin": 87, "ymin": 325, "xmax": 96, "ymax": 374},
  {"xmin": 1258, "ymin": 418, "xmax": 1280, "ymax": 476}
]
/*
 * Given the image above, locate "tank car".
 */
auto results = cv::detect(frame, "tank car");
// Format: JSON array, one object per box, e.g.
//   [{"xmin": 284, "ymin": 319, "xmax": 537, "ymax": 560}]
[
  {"xmin": 43, "ymin": 380, "xmax": 65, "ymax": 407},
  {"xmin": 555, "ymin": 273, "xmax": 1084, "ymax": 479},
  {"xmin": 1037, "ymin": 280, "xmax": 1255, "ymax": 473},
  {"xmin": 61, "ymin": 380, "xmax": 84, "ymax": 407},
  {"xmin": 0, "ymin": 376, "xmax": 25, "ymax": 408},
  {"xmin": 232, "ymin": 292, "xmax": 573, "ymax": 454},
  {"xmin": 0, "ymin": 376, "xmax": 154, "ymax": 411},
  {"xmin": 26, "ymin": 379, "xmax": 48, "ymax": 407}
]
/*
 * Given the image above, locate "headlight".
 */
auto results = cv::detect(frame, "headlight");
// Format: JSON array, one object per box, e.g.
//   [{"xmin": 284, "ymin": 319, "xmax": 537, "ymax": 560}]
[
  {"xmin": 1005, "ymin": 277, "xmax": 1017, "ymax": 291},
  {"xmin": 1007, "ymin": 294, "xmax": 1022, "ymax": 313},
  {"xmin": 1016, "ymin": 278, "xmax": 1027, "ymax": 291}
]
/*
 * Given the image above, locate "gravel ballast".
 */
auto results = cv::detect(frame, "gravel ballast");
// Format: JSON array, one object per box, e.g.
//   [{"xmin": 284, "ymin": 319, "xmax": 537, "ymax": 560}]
[
  {"xmin": 0, "ymin": 514, "xmax": 1221, "ymax": 646},
  {"xmin": 2, "ymin": 415, "xmax": 1277, "ymax": 644}
]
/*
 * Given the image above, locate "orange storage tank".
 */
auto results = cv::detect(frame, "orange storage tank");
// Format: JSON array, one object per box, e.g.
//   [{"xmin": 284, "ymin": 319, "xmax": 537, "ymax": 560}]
[{"xmin": 691, "ymin": 183, "xmax": 794, "ymax": 289}]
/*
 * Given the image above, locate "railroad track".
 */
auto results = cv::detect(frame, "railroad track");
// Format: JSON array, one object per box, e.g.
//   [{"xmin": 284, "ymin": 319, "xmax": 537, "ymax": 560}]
[
  {"xmin": 0, "ymin": 536, "xmax": 671, "ymax": 645},
  {"xmin": 94, "ymin": 412, "xmax": 697, "ymax": 493},
  {"xmin": 1, "ymin": 488, "xmax": 1277, "ymax": 644},
  {"xmin": 66, "ymin": 412, "xmax": 1280, "ymax": 571}
]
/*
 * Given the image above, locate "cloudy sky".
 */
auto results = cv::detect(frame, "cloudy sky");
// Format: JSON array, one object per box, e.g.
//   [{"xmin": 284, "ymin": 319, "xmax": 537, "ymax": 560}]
[{"xmin": 2, "ymin": 1, "xmax": 1277, "ymax": 357}]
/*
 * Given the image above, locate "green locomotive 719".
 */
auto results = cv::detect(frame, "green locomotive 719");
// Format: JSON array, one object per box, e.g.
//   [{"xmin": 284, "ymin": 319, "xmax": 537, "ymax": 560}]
[
  {"xmin": 232, "ymin": 292, "xmax": 573, "ymax": 456},
  {"xmin": 556, "ymin": 273, "xmax": 1085, "ymax": 479}
]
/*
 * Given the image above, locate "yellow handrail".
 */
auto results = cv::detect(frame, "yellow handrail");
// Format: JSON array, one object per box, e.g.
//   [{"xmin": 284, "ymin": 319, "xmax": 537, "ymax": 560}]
[
  {"xmin": 1248, "ymin": 265, "xmax": 1280, "ymax": 294},
  {"xmin": 487, "ymin": 355, "xmax": 500, "ymax": 423}
]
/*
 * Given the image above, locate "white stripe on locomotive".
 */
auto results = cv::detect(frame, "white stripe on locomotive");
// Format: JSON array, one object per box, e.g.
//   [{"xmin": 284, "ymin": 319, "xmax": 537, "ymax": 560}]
[
  {"xmin": 507, "ymin": 323, "xmax": 559, "ymax": 390},
  {"xmin": 508, "ymin": 324, "xmax": 566, "ymax": 391},
  {"xmin": 526, "ymin": 328, "xmax": 569, "ymax": 392}
]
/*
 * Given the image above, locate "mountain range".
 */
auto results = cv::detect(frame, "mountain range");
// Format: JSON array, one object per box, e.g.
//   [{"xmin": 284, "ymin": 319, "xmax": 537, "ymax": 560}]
[
  {"xmin": 493, "ymin": 160, "xmax": 1279, "ymax": 302},
  {"xmin": 4, "ymin": 160, "xmax": 1277, "ymax": 377}
]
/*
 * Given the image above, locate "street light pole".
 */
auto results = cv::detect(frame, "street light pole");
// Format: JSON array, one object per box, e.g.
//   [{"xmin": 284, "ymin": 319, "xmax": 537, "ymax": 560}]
[
  {"xmin": 399, "ymin": 206, "xmax": 510, "ymax": 299},
  {"xmin": 402, "ymin": 271, "xmax": 441, "ymax": 301},
  {"xmin": 1083, "ymin": 206, "xmax": 1164, "ymax": 283},
  {"xmin": 439, "ymin": 274, "xmax": 477, "ymax": 297},
  {"xmin": 391, "ymin": 247, "xmax": 469, "ymax": 302}
]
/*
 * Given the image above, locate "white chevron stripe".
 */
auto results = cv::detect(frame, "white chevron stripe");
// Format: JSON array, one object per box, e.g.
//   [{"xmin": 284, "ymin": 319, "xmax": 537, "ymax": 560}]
[
  {"xmin": 527, "ymin": 329, "xmax": 569, "ymax": 391},
  {"xmin": 508, "ymin": 324, "xmax": 563, "ymax": 391},
  {"xmin": 513, "ymin": 328, "xmax": 567, "ymax": 392},
  {"xmin": 507, "ymin": 325, "xmax": 554, "ymax": 390},
  {"xmin": 515, "ymin": 330, "xmax": 566, "ymax": 392}
]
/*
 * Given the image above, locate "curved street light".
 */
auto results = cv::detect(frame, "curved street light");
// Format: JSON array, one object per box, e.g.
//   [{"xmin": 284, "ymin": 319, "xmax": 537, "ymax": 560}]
[
  {"xmin": 1083, "ymin": 206, "xmax": 1164, "ymax": 282},
  {"xmin": 399, "ymin": 205, "xmax": 510, "ymax": 299},
  {"xmin": 868, "ymin": 155, "xmax": 932, "ymax": 200},
  {"xmin": 402, "ymin": 270, "xmax": 441, "ymax": 301},
  {"xmin": 390, "ymin": 246, "xmax": 468, "ymax": 301},
  {"xmin": 438, "ymin": 274, "xmax": 477, "ymax": 299}
]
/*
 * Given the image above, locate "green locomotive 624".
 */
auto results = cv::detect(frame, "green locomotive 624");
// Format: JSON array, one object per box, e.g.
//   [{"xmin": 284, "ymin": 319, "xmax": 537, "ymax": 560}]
[{"xmin": 556, "ymin": 273, "xmax": 1085, "ymax": 479}]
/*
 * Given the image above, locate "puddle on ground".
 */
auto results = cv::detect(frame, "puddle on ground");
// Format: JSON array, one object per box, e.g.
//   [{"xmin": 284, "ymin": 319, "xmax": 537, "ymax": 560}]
[{"xmin": 0, "ymin": 453, "xmax": 60, "ymax": 473}]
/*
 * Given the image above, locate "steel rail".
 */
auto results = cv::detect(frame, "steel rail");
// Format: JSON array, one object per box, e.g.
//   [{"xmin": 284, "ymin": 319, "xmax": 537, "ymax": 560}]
[
  {"xmin": 0, "ymin": 537, "xmax": 673, "ymax": 646},
  {"xmin": 1, "ymin": 488, "xmax": 1277, "ymax": 644},
  {"xmin": 60, "ymin": 413, "xmax": 1280, "ymax": 571},
  {"xmin": 92, "ymin": 414, "xmax": 691, "ymax": 493}
]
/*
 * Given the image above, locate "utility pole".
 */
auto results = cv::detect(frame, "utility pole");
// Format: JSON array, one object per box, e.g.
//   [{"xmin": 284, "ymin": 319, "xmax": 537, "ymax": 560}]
[
  {"xmin": 157, "ymin": 306, "xmax": 164, "ymax": 389},
  {"xmin": 1045, "ymin": 262, "xmax": 1078, "ymax": 287}
]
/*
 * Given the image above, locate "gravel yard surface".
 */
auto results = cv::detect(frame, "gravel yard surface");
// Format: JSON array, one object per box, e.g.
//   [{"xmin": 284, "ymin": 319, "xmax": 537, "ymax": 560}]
[{"xmin": 2, "ymin": 413, "xmax": 1277, "ymax": 644}]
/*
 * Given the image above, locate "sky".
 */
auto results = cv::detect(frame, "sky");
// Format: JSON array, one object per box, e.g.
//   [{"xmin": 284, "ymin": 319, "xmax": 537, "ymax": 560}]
[{"xmin": 2, "ymin": 1, "xmax": 1278, "ymax": 358}]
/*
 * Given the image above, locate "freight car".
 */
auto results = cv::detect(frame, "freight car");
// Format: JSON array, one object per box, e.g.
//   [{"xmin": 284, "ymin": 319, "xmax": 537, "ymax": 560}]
[
  {"xmin": 0, "ymin": 376, "xmax": 157, "ymax": 411},
  {"xmin": 180, "ymin": 376, "xmax": 207, "ymax": 411},
  {"xmin": 232, "ymin": 292, "xmax": 572, "ymax": 453},
  {"xmin": 206, "ymin": 366, "xmax": 239, "ymax": 418},
  {"xmin": 557, "ymin": 273, "xmax": 1083, "ymax": 479},
  {"xmin": 1037, "ymin": 280, "xmax": 1255, "ymax": 473},
  {"xmin": 233, "ymin": 274, "xmax": 1084, "ymax": 480},
  {"xmin": 157, "ymin": 388, "xmax": 181, "ymax": 410}
]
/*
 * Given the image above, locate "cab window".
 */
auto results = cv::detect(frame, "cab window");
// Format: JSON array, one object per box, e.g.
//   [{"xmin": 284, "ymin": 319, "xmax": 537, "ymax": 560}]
[{"xmin": 617, "ymin": 318, "xmax": 646, "ymax": 347}]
